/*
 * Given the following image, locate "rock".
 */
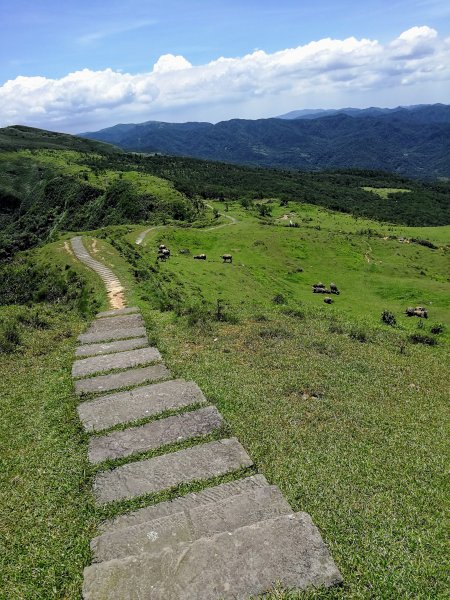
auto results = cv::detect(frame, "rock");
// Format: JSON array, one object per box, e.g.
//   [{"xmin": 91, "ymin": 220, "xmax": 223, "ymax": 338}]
[
  {"xmin": 75, "ymin": 338, "xmax": 148, "ymax": 358},
  {"xmin": 72, "ymin": 347, "xmax": 161, "ymax": 378},
  {"xmin": 74, "ymin": 364, "xmax": 170, "ymax": 395},
  {"xmin": 88, "ymin": 406, "xmax": 224, "ymax": 464},
  {"xmin": 91, "ymin": 485, "xmax": 292, "ymax": 562},
  {"xmin": 93, "ymin": 438, "xmax": 253, "ymax": 504},
  {"xmin": 83, "ymin": 512, "xmax": 342, "ymax": 599},
  {"xmin": 77, "ymin": 379, "xmax": 207, "ymax": 432}
]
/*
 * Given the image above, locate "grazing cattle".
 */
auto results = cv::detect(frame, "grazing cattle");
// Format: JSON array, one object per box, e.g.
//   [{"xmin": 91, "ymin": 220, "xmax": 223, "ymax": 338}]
[
  {"xmin": 222, "ymin": 254, "xmax": 232, "ymax": 263},
  {"xmin": 162, "ymin": 248, "xmax": 170, "ymax": 258},
  {"xmin": 194, "ymin": 254, "xmax": 207, "ymax": 260},
  {"xmin": 406, "ymin": 306, "xmax": 428, "ymax": 318},
  {"xmin": 324, "ymin": 297, "xmax": 333, "ymax": 304},
  {"xmin": 314, "ymin": 282, "xmax": 325, "ymax": 289},
  {"xmin": 157, "ymin": 252, "xmax": 167, "ymax": 261},
  {"xmin": 330, "ymin": 283, "xmax": 340, "ymax": 295},
  {"xmin": 159, "ymin": 244, "xmax": 166, "ymax": 250}
]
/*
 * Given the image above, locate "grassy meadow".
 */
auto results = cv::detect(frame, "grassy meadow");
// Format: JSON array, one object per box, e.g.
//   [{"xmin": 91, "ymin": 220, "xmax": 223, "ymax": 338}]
[
  {"xmin": 108, "ymin": 201, "xmax": 449, "ymax": 597},
  {"xmin": 1, "ymin": 197, "xmax": 448, "ymax": 598}
]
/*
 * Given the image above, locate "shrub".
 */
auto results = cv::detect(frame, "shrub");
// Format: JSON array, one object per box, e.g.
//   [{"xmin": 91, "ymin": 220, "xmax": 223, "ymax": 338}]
[
  {"xmin": 381, "ymin": 310, "xmax": 396, "ymax": 326},
  {"xmin": 409, "ymin": 333, "xmax": 437, "ymax": 346},
  {"xmin": 349, "ymin": 328, "xmax": 368, "ymax": 343},
  {"xmin": 272, "ymin": 293, "xmax": 286, "ymax": 305},
  {"xmin": 0, "ymin": 320, "xmax": 22, "ymax": 353},
  {"xmin": 282, "ymin": 308, "xmax": 305, "ymax": 319},
  {"xmin": 430, "ymin": 323, "xmax": 445, "ymax": 335},
  {"xmin": 411, "ymin": 238, "xmax": 437, "ymax": 249},
  {"xmin": 18, "ymin": 309, "xmax": 50, "ymax": 329}
]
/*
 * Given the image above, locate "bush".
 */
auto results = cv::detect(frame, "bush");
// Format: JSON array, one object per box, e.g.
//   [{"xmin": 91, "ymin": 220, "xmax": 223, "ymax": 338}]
[
  {"xmin": 0, "ymin": 320, "xmax": 22, "ymax": 353},
  {"xmin": 349, "ymin": 328, "xmax": 368, "ymax": 343},
  {"xmin": 430, "ymin": 323, "xmax": 445, "ymax": 335},
  {"xmin": 18, "ymin": 309, "xmax": 50, "ymax": 329},
  {"xmin": 411, "ymin": 238, "xmax": 438, "ymax": 249},
  {"xmin": 381, "ymin": 310, "xmax": 396, "ymax": 326},
  {"xmin": 282, "ymin": 308, "xmax": 305, "ymax": 319},
  {"xmin": 272, "ymin": 293, "xmax": 286, "ymax": 305},
  {"xmin": 409, "ymin": 333, "xmax": 437, "ymax": 346}
]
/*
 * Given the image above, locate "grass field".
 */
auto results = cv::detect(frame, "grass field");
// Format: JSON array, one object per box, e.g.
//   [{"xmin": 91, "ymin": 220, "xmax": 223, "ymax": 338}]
[
  {"xmin": 132, "ymin": 201, "xmax": 450, "ymax": 338},
  {"xmin": 1, "ymin": 200, "xmax": 449, "ymax": 598},
  {"xmin": 362, "ymin": 187, "xmax": 411, "ymax": 199}
]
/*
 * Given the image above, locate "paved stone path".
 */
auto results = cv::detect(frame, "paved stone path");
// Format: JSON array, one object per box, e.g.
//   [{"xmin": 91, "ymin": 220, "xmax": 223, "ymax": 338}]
[{"xmin": 71, "ymin": 236, "xmax": 342, "ymax": 599}]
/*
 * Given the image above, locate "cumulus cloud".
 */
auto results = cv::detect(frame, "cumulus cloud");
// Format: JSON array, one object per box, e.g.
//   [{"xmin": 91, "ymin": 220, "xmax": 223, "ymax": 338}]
[{"xmin": 1, "ymin": 26, "xmax": 449, "ymax": 132}]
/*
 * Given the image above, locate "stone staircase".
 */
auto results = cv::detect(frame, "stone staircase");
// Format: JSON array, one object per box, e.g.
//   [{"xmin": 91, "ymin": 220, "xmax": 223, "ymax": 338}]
[{"xmin": 71, "ymin": 236, "xmax": 342, "ymax": 599}]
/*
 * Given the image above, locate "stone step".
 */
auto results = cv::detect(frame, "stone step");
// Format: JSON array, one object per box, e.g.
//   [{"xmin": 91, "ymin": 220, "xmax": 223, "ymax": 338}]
[
  {"xmin": 88, "ymin": 406, "xmax": 224, "ymax": 464},
  {"xmin": 77, "ymin": 379, "xmax": 206, "ymax": 432},
  {"xmin": 72, "ymin": 347, "xmax": 162, "ymax": 379},
  {"xmin": 93, "ymin": 438, "xmax": 253, "ymax": 504},
  {"xmin": 75, "ymin": 337, "xmax": 148, "ymax": 358},
  {"xmin": 91, "ymin": 485, "xmax": 292, "ymax": 563},
  {"xmin": 86, "ymin": 314, "xmax": 144, "ymax": 332},
  {"xmin": 78, "ymin": 327, "xmax": 147, "ymax": 345},
  {"xmin": 99, "ymin": 474, "xmax": 269, "ymax": 536},
  {"xmin": 96, "ymin": 307, "xmax": 140, "ymax": 318},
  {"xmin": 75, "ymin": 364, "xmax": 171, "ymax": 396},
  {"xmin": 83, "ymin": 512, "xmax": 342, "ymax": 599}
]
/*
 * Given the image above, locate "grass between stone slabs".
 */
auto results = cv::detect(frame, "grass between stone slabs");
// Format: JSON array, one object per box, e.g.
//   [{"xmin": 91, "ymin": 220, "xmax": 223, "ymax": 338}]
[
  {"xmin": 146, "ymin": 306, "xmax": 449, "ymax": 599},
  {"xmin": 91, "ymin": 425, "xmax": 232, "ymax": 473},
  {"xmin": 88, "ymin": 400, "xmax": 208, "ymax": 436}
]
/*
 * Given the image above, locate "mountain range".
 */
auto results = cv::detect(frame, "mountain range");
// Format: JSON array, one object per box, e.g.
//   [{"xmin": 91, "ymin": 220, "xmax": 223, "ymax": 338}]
[{"xmin": 81, "ymin": 104, "xmax": 450, "ymax": 179}]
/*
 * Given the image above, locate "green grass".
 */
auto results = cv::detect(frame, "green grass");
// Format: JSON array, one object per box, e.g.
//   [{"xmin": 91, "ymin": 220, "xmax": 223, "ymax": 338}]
[
  {"xmin": 146, "ymin": 306, "xmax": 449, "ymax": 599},
  {"xmin": 133, "ymin": 201, "xmax": 450, "ymax": 339},
  {"xmin": 1, "ymin": 201, "xmax": 448, "ymax": 598},
  {"xmin": 362, "ymin": 186, "xmax": 411, "ymax": 198}
]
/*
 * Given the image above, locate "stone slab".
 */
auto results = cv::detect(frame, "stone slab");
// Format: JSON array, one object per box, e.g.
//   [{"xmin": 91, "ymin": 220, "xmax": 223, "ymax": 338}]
[
  {"xmin": 83, "ymin": 512, "xmax": 343, "ymax": 599},
  {"xmin": 88, "ymin": 406, "xmax": 224, "ymax": 464},
  {"xmin": 72, "ymin": 347, "xmax": 162, "ymax": 379},
  {"xmin": 77, "ymin": 379, "xmax": 207, "ymax": 432},
  {"xmin": 86, "ymin": 314, "xmax": 144, "ymax": 332},
  {"xmin": 96, "ymin": 307, "xmax": 140, "ymax": 318},
  {"xmin": 75, "ymin": 338, "xmax": 148, "ymax": 358},
  {"xmin": 78, "ymin": 327, "xmax": 147, "ymax": 344},
  {"xmin": 92, "ymin": 485, "xmax": 292, "ymax": 562},
  {"xmin": 93, "ymin": 438, "xmax": 253, "ymax": 504},
  {"xmin": 99, "ymin": 474, "xmax": 269, "ymax": 535},
  {"xmin": 75, "ymin": 364, "xmax": 171, "ymax": 396}
]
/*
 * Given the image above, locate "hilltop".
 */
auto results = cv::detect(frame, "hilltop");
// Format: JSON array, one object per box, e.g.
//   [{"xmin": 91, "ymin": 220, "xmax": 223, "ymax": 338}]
[{"xmin": 80, "ymin": 104, "xmax": 450, "ymax": 179}]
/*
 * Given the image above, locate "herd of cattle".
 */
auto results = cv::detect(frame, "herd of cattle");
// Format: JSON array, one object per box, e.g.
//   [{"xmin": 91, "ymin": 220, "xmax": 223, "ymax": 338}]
[
  {"xmin": 157, "ymin": 244, "xmax": 232, "ymax": 263},
  {"xmin": 155, "ymin": 243, "xmax": 430, "ymax": 317}
]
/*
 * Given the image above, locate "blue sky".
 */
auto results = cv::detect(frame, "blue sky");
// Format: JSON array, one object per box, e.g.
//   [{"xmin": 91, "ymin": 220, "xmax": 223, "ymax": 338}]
[{"xmin": 1, "ymin": 0, "xmax": 449, "ymax": 131}]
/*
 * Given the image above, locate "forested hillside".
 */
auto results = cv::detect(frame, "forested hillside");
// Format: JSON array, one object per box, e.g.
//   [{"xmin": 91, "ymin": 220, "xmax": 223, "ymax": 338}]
[
  {"xmin": 81, "ymin": 104, "xmax": 450, "ymax": 179},
  {"xmin": 1, "ymin": 126, "xmax": 449, "ymax": 259}
]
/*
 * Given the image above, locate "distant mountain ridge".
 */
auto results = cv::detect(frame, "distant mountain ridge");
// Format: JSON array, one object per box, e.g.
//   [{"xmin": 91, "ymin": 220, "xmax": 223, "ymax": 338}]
[{"xmin": 80, "ymin": 104, "xmax": 450, "ymax": 179}]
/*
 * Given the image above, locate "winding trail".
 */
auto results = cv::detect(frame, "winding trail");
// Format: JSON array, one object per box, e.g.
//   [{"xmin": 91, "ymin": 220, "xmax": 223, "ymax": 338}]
[
  {"xmin": 135, "ymin": 225, "xmax": 164, "ymax": 245},
  {"xmin": 70, "ymin": 236, "xmax": 125, "ymax": 309},
  {"xmin": 135, "ymin": 205, "xmax": 238, "ymax": 245}
]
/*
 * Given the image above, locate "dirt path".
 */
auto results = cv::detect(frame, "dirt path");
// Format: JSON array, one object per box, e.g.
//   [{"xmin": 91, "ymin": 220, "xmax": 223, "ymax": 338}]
[
  {"xmin": 135, "ymin": 206, "xmax": 237, "ymax": 246},
  {"xmin": 204, "ymin": 203, "xmax": 238, "ymax": 230},
  {"xmin": 70, "ymin": 236, "xmax": 126, "ymax": 309}
]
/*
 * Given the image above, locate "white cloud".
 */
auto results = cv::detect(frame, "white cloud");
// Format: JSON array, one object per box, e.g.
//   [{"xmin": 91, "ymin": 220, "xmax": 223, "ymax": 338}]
[{"xmin": 1, "ymin": 26, "xmax": 449, "ymax": 132}]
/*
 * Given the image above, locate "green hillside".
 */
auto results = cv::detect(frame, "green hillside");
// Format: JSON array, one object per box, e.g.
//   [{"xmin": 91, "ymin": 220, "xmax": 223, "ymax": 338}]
[{"xmin": 1, "ymin": 126, "xmax": 449, "ymax": 261}]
